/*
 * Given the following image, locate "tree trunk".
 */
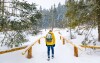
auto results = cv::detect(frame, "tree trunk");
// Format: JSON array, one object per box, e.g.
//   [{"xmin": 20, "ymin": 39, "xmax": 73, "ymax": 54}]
[
  {"xmin": 1, "ymin": 0, "xmax": 4, "ymax": 30},
  {"xmin": 2, "ymin": 0, "xmax": 4, "ymax": 16},
  {"xmin": 69, "ymin": 19, "xmax": 72, "ymax": 39},
  {"xmin": 98, "ymin": 16, "xmax": 100, "ymax": 41},
  {"xmin": 0, "ymin": 0, "xmax": 1, "ymax": 14},
  {"xmin": 96, "ymin": 0, "xmax": 100, "ymax": 41}
]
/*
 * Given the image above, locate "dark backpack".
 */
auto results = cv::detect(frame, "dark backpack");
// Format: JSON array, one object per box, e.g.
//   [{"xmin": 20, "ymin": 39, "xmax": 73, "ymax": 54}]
[{"xmin": 46, "ymin": 33, "xmax": 52, "ymax": 42}]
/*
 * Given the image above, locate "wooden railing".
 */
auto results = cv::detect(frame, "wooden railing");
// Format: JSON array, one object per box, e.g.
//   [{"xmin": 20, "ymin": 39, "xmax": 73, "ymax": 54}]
[
  {"xmin": 22, "ymin": 36, "xmax": 45, "ymax": 59},
  {"xmin": 0, "ymin": 45, "xmax": 27, "ymax": 54},
  {"xmin": 80, "ymin": 45, "xmax": 100, "ymax": 49},
  {"xmin": 58, "ymin": 32, "xmax": 82, "ymax": 57},
  {"xmin": 0, "ymin": 36, "xmax": 44, "ymax": 59}
]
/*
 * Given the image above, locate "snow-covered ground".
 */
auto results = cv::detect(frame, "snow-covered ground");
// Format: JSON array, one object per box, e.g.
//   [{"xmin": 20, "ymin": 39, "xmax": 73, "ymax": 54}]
[{"xmin": 0, "ymin": 28, "xmax": 100, "ymax": 63}]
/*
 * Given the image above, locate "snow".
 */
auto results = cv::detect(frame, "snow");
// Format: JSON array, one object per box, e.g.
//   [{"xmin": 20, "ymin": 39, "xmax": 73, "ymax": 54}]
[
  {"xmin": 0, "ymin": 28, "xmax": 100, "ymax": 63},
  {"xmin": 8, "ymin": 16, "xmax": 21, "ymax": 22}
]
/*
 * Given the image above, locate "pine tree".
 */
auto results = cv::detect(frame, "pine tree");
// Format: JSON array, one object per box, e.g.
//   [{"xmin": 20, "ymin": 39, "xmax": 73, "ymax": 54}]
[
  {"xmin": 0, "ymin": 0, "xmax": 42, "ymax": 47},
  {"xmin": 96, "ymin": 0, "xmax": 100, "ymax": 41},
  {"xmin": 65, "ymin": 0, "xmax": 100, "ymax": 41}
]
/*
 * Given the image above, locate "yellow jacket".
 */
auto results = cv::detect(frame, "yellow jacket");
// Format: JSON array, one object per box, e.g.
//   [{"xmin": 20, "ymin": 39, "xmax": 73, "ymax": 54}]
[{"xmin": 45, "ymin": 32, "xmax": 56, "ymax": 45}]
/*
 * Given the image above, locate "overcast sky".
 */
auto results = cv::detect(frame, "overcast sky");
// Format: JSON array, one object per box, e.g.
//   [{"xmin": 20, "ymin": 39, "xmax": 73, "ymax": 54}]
[{"xmin": 21, "ymin": 0, "xmax": 66, "ymax": 9}]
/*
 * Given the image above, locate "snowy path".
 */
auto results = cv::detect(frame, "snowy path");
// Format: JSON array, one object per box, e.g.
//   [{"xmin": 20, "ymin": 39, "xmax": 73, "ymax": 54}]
[{"xmin": 0, "ymin": 29, "xmax": 100, "ymax": 63}]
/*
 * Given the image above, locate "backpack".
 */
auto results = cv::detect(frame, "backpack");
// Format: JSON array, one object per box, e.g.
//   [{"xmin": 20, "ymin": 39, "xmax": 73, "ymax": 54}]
[{"xmin": 46, "ymin": 33, "xmax": 52, "ymax": 42}]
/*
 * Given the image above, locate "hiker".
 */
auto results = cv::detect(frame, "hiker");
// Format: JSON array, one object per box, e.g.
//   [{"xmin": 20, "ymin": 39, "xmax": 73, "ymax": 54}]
[{"xmin": 45, "ymin": 30, "xmax": 56, "ymax": 61}]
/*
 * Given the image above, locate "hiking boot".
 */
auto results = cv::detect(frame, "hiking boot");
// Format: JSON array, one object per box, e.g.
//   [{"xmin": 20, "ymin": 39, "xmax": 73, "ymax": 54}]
[
  {"xmin": 47, "ymin": 58, "xmax": 50, "ymax": 61},
  {"xmin": 52, "ymin": 55, "xmax": 54, "ymax": 59},
  {"xmin": 52, "ymin": 56, "xmax": 54, "ymax": 59}
]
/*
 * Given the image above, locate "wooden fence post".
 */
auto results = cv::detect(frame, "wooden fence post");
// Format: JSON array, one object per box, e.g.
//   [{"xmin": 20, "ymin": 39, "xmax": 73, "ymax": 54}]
[
  {"xmin": 38, "ymin": 39, "xmax": 40, "ymax": 44},
  {"xmin": 27, "ymin": 47, "xmax": 32, "ymax": 59},
  {"xmin": 60, "ymin": 36, "xmax": 61, "ymax": 40},
  {"xmin": 74, "ymin": 46, "xmax": 78, "ymax": 57},
  {"xmin": 63, "ymin": 38, "xmax": 65, "ymax": 45}
]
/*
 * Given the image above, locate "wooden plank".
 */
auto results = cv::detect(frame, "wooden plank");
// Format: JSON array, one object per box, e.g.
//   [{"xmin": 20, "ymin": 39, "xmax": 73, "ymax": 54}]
[
  {"xmin": 80, "ymin": 45, "xmax": 100, "ymax": 49},
  {"xmin": 0, "ymin": 46, "xmax": 27, "ymax": 54}
]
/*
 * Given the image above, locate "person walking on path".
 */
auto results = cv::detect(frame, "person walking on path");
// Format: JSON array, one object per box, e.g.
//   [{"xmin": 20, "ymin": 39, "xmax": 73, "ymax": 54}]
[{"xmin": 45, "ymin": 30, "xmax": 56, "ymax": 61}]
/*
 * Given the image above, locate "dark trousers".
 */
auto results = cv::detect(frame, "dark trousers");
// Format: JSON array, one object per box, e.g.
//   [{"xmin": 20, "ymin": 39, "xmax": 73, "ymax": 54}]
[{"xmin": 47, "ymin": 45, "xmax": 54, "ymax": 58}]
